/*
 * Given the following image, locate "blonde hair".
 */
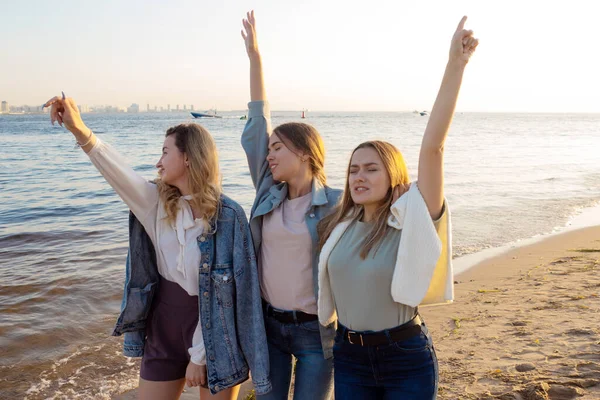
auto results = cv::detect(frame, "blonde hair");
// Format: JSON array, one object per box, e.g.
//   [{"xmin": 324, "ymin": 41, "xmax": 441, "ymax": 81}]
[
  {"xmin": 156, "ymin": 123, "xmax": 221, "ymax": 229},
  {"xmin": 273, "ymin": 122, "xmax": 327, "ymax": 185},
  {"xmin": 318, "ymin": 140, "xmax": 410, "ymax": 259}
]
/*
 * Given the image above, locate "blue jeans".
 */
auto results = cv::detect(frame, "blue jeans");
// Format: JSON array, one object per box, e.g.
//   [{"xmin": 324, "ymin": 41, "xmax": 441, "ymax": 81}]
[
  {"xmin": 257, "ymin": 310, "xmax": 334, "ymax": 400},
  {"xmin": 333, "ymin": 321, "xmax": 438, "ymax": 400}
]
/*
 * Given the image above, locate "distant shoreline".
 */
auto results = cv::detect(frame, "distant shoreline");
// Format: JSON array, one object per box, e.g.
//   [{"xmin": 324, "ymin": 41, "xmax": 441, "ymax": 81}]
[{"xmin": 3, "ymin": 110, "xmax": 600, "ymax": 116}]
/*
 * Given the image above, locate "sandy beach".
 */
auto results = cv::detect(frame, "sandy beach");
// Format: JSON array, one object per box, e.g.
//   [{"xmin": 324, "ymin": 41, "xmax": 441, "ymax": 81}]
[
  {"xmin": 113, "ymin": 226, "xmax": 600, "ymax": 400},
  {"xmin": 425, "ymin": 226, "xmax": 600, "ymax": 399}
]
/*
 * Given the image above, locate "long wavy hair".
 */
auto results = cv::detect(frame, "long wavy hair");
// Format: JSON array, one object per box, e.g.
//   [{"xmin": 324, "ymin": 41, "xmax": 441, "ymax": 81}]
[
  {"xmin": 318, "ymin": 140, "xmax": 410, "ymax": 259},
  {"xmin": 156, "ymin": 123, "xmax": 221, "ymax": 229},
  {"xmin": 273, "ymin": 122, "xmax": 327, "ymax": 186}
]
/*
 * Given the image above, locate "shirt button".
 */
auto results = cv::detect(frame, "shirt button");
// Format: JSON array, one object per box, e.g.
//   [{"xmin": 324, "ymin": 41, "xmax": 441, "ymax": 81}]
[
  {"xmin": 309, "ymin": 213, "xmax": 315, "ymax": 218},
  {"xmin": 199, "ymin": 236, "xmax": 206, "ymax": 242},
  {"xmin": 209, "ymin": 355, "xmax": 215, "ymax": 361},
  {"xmin": 205, "ymin": 323, "xmax": 211, "ymax": 329},
  {"xmin": 214, "ymin": 385, "xmax": 220, "ymax": 391},
  {"xmin": 203, "ymin": 263, "xmax": 208, "ymax": 268},
  {"xmin": 203, "ymin": 291, "xmax": 209, "ymax": 297}
]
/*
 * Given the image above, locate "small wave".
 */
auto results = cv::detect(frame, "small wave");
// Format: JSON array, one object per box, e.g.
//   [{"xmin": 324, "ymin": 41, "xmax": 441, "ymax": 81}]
[
  {"xmin": 0, "ymin": 205, "xmax": 89, "ymax": 224},
  {"xmin": 0, "ymin": 276, "xmax": 90, "ymax": 297},
  {"xmin": 136, "ymin": 163, "xmax": 156, "ymax": 172},
  {"xmin": 20, "ymin": 340, "xmax": 139, "ymax": 400},
  {"xmin": 70, "ymin": 189, "xmax": 115, "ymax": 199},
  {"xmin": 0, "ymin": 230, "xmax": 109, "ymax": 247}
]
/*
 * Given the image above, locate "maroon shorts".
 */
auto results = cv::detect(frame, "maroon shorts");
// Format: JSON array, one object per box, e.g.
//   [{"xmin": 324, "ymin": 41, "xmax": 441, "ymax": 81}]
[{"xmin": 140, "ymin": 278, "xmax": 199, "ymax": 381}]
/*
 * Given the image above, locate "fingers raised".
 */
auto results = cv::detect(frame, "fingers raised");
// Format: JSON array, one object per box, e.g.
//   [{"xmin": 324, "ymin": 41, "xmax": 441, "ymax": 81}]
[
  {"xmin": 43, "ymin": 95, "xmax": 61, "ymax": 109},
  {"xmin": 242, "ymin": 18, "xmax": 252, "ymax": 35},
  {"xmin": 456, "ymin": 15, "xmax": 467, "ymax": 32},
  {"xmin": 50, "ymin": 101, "xmax": 64, "ymax": 126}
]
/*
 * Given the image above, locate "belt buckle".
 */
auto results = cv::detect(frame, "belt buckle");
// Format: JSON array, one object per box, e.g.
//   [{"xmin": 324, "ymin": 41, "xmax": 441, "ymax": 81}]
[{"xmin": 347, "ymin": 331, "xmax": 364, "ymax": 346}]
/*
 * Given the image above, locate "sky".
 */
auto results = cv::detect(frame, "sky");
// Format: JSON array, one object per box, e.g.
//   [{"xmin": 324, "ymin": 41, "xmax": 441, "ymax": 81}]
[{"xmin": 2, "ymin": 0, "xmax": 599, "ymax": 112}]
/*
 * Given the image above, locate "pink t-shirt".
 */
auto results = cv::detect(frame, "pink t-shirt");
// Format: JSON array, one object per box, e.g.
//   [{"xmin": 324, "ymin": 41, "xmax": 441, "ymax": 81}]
[{"xmin": 260, "ymin": 192, "xmax": 317, "ymax": 314}]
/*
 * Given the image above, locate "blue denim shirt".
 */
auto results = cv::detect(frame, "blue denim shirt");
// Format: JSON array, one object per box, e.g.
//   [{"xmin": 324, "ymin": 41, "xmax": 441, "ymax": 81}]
[
  {"xmin": 112, "ymin": 194, "xmax": 271, "ymax": 395},
  {"xmin": 241, "ymin": 101, "xmax": 342, "ymax": 359}
]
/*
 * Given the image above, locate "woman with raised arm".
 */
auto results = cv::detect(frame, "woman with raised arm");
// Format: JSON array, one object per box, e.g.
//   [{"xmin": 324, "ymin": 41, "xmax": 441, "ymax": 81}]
[
  {"xmin": 43, "ymin": 96, "xmax": 271, "ymax": 400},
  {"xmin": 317, "ymin": 17, "xmax": 478, "ymax": 399},
  {"xmin": 240, "ymin": 10, "xmax": 340, "ymax": 400}
]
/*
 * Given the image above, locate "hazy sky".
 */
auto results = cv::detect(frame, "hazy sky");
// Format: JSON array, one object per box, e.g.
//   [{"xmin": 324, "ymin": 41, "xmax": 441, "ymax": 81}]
[{"xmin": 2, "ymin": 0, "xmax": 599, "ymax": 112}]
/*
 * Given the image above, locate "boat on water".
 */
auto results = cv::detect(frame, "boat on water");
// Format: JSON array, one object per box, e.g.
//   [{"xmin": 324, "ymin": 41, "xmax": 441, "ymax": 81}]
[{"xmin": 191, "ymin": 110, "xmax": 222, "ymax": 119}]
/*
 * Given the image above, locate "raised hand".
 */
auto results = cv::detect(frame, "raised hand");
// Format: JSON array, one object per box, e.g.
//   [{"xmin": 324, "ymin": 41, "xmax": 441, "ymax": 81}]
[
  {"xmin": 449, "ymin": 16, "xmax": 479, "ymax": 65},
  {"xmin": 242, "ymin": 10, "xmax": 266, "ymax": 101},
  {"xmin": 43, "ymin": 94, "xmax": 89, "ymax": 136},
  {"xmin": 241, "ymin": 10, "xmax": 259, "ymax": 58}
]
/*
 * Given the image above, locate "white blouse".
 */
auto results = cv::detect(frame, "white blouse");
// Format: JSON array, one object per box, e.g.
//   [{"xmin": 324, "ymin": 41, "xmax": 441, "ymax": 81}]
[{"xmin": 87, "ymin": 138, "xmax": 206, "ymax": 365}]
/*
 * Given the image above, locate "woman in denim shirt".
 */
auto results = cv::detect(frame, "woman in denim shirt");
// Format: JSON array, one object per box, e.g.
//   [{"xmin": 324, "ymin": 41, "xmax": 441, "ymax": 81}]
[
  {"xmin": 240, "ymin": 11, "xmax": 341, "ymax": 400},
  {"xmin": 43, "ymin": 95, "xmax": 270, "ymax": 399}
]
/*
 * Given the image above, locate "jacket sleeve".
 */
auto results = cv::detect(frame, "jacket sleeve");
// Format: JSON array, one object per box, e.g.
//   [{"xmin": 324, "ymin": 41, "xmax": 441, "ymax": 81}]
[
  {"xmin": 240, "ymin": 101, "xmax": 274, "ymax": 200},
  {"xmin": 87, "ymin": 138, "xmax": 158, "ymax": 230},
  {"xmin": 232, "ymin": 208, "xmax": 272, "ymax": 395}
]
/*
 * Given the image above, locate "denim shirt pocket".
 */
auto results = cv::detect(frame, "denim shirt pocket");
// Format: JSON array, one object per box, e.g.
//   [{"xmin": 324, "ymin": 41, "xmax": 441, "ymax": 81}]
[{"xmin": 211, "ymin": 265, "xmax": 235, "ymax": 308}]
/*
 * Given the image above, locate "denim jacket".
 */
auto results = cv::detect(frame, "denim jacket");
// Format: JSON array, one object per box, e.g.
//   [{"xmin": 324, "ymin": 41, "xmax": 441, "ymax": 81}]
[
  {"xmin": 112, "ymin": 194, "xmax": 271, "ymax": 395},
  {"xmin": 241, "ymin": 101, "xmax": 342, "ymax": 359}
]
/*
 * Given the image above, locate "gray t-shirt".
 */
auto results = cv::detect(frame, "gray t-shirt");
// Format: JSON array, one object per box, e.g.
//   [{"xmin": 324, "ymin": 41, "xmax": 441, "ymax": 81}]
[{"xmin": 328, "ymin": 219, "xmax": 416, "ymax": 332}]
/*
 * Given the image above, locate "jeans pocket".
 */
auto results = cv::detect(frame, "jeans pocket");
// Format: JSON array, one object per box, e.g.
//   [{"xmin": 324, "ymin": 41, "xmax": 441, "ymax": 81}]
[
  {"xmin": 299, "ymin": 319, "xmax": 321, "ymax": 332},
  {"xmin": 392, "ymin": 332, "xmax": 429, "ymax": 353},
  {"xmin": 211, "ymin": 267, "xmax": 235, "ymax": 308}
]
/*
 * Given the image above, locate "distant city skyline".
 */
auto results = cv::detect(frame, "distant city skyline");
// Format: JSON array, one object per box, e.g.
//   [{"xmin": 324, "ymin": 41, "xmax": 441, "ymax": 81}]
[
  {"xmin": 4, "ymin": 98, "xmax": 600, "ymax": 115},
  {"xmin": 0, "ymin": 101, "xmax": 225, "ymax": 114},
  {"xmin": 3, "ymin": 1, "xmax": 600, "ymax": 113}
]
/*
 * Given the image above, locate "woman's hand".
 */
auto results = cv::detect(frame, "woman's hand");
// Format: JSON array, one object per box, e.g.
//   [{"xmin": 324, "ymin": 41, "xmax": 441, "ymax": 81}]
[
  {"xmin": 43, "ymin": 94, "xmax": 90, "ymax": 137},
  {"xmin": 185, "ymin": 361, "xmax": 207, "ymax": 388},
  {"xmin": 241, "ymin": 10, "xmax": 259, "ymax": 59},
  {"xmin": 449, "ymin": 16, "xmax": 479, "ymax": 66}
]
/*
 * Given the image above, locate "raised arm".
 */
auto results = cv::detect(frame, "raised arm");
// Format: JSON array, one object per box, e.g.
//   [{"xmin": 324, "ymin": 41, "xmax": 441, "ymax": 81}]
[
  {"xmin": 240, "ymin": 11, "xmax": 274, "ymax": 197},
  {"xmin": 242, "ymin": 10, "xmax": 266, "ymax": 102},
  {"xmin": 418, "ymin": 16, "xmax": 479, "ymax": 219},
  {"xmin": 44, "ymin": 95, "xmax": 159, "ymax": 224}
]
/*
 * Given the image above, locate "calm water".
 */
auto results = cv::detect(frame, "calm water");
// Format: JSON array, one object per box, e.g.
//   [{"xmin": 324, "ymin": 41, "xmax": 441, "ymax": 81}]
[{"xmin": 1, "ymin": 111, "xmax": 600, "ymax": 398}]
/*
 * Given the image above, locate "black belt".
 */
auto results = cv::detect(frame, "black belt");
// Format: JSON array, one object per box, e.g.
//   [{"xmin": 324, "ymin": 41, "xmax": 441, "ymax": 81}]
[
  {"xmin": 339, "ymin": 315, "xmax": 423, "ymax": 347},
  {"xmin": 262, "ymin": 300, "xmax": 318, "ymax": 324}
]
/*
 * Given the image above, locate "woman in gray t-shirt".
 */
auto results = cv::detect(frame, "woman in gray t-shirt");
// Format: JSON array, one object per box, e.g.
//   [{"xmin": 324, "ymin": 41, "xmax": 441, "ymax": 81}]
[{"xmin": 318, "ymin": 16, "xmax": 479, "ymax": 400}]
